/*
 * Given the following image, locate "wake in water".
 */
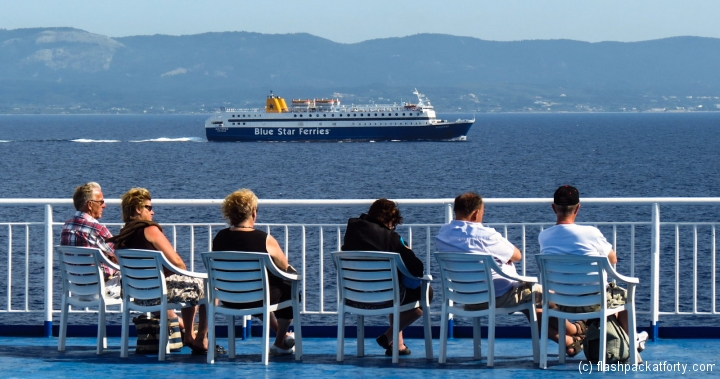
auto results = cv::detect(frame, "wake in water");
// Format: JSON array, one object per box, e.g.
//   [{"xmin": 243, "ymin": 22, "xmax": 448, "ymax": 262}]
[
  {"xmin": 130, "ymin": 137, "xmax": 205, "ymax": 142},
  {"xmin": 71, "ymin": 139, "xmax": 121, "ymax": 143}
]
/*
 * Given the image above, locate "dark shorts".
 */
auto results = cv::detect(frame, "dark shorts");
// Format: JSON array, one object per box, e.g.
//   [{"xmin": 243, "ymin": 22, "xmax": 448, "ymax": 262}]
[
  {"xmin": 556, "ymin": 283, "xmax": 627, "ymax": 314},
  {"xmin": 221, "ymin": 276, "xmax": 294, "ymax": 320}
]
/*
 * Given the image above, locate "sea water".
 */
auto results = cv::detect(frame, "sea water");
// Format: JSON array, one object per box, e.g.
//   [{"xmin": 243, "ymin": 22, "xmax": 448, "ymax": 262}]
[{"xmin": 0, "ymin": 112, "xmax": 719, "ymax": 326}]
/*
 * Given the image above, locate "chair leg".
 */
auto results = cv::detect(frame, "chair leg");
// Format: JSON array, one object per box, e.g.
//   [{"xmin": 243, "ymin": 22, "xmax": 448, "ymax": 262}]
[
  {"xmin": 472, "ymin": 317, "xmax": 482, "ymax": 360},
  {"xmin": 158, "ymin": 308, "xmax": 168, "ymax": 361},
  {"xmin": 439, "ymin": 307, "xmax": 448, "ymax": 364},
  {"xmin": 558, "ymin": 317, "xmax": 566, "ymax": 364},
  {"xmin": 528, "ymin": 305, "xmax": 540, "ymax": 364},
  {"xmin": 207, "ymin": 306, "xmax": 216, "ymax": 364},
  {"xmin": 627, "ymin": 307, "xmax": 638, "ymax": 365},
  {"xmin": 261, "ymin": 309, "xmax": 270, "ymax": 365},
  {"xmin": 227, "ymin": 315, "xmax": 236, "ymax": 359},
  {"xmin": 97, "ymin": 302, "xmax": 106, "ymax": 354},
  {"xmin": 487, "ymin": 311, "xmax": 495, "ymax": 367},
  {"xmin": 598, "ymin": 316, "xmax": 607, "ymax": 371},
  {"xmin": 58, "ymin": 299, "xmax": 68, "ymax": 352},
  {"xmin": 391, "ymin": 310, "xmax": 400, "ymax": 363},
  {"xmin": 293, "ymin": 299, "xmax": 302, "ymax": 360},
  {"xmin": 539, "ymin": 311, "xmax": 549, "ymax": 369},
  {"xmin": 356, "ymin": 315, "xmax": 365, "ymax": 357},
  {"xmin": 120, "ymin": 306, "xmax": 130, "ymax": 358},
  {"xmin": 336, "ymin": 307, "xmax": 345, "ymax": 362},
  {"xmin": 422, "ymin": 302, "xmax": 433, "ymax": 359}
]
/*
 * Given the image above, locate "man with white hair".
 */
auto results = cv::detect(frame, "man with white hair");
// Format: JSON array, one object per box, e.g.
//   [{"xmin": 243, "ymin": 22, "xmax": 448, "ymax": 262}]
[{"xmin": 60, "ymin": 182, "xmax": 120, "ymax": 298}]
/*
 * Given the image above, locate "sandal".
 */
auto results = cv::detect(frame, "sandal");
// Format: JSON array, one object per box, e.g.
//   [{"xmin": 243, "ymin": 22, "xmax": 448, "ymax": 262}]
[
  {"xmin": 191, "ymin": 344, "xmax": 227, "ymax": 355},
  {"xmin": 572, "ymin": 320, "xmax": 588, "ymax": 337},
  {"xmin": 385, "ymin": 345, "xmax": 411, "ymax": 356},
  {"xmin": 566, "ymin": 335, "xmax": 584, "ymax": 358}
]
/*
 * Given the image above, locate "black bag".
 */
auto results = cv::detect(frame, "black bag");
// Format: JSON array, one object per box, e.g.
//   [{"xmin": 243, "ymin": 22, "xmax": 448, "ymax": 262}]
[
  {"xmin": 132, "ymin": 315, "xmax": 184, "ymax": 354},
  {"xmin": 582, "ymin": 315, "xmax": 631, "ymax": 363},
  {"xmin": 132, "ymin": 315, "xmax": 160, "ymax": 354}
]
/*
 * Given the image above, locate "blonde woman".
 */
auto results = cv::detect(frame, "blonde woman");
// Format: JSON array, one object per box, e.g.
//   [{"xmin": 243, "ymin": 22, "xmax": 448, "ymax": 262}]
[
  {"xmin": 212, "ymin": 188, "xmax": 297, "ymax": 355},
  {"xmin": 109, "ymin": 188, "xmax": 214, "ymax": 355}
]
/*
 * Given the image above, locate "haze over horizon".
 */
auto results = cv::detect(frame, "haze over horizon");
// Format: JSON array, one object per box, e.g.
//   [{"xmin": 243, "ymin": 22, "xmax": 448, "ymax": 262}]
[{"xmin": 2, "ymin": 0, "xmax": 720, "ymax": 44}]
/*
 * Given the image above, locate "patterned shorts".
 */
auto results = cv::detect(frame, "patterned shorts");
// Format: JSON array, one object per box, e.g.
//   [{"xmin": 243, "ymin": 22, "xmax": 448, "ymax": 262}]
[{"xmin": 134, "ymin": 274, "xmax": 205, "ymax": 306}]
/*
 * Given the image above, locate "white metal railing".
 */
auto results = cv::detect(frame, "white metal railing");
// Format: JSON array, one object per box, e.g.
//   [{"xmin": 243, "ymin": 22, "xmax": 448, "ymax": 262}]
[{"xmin": 0, "ymin": 197, "xmax": 719, "ymax": 337}]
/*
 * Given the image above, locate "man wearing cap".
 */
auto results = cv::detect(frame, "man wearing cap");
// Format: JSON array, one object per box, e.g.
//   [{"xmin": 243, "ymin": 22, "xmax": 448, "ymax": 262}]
[
  {"xmin": 436, "ymin": 192, "xmax": 587, "ymax": 356},
  {"xmin": 538, "ymin": 185, "xmax": 648, "ymax": 351}
]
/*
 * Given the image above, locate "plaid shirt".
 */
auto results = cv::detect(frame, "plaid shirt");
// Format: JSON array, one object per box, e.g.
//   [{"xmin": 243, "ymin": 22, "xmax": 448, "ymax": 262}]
[{"xmin": 60, "ymin": 211, "xmax": 117, "ymax": 279}]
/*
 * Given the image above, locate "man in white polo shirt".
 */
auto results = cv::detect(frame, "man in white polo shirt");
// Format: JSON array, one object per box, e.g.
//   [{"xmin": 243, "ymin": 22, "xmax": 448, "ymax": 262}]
[{"xmin": 538, "ymin": 185, "xmax": 647, "ymax": 352}]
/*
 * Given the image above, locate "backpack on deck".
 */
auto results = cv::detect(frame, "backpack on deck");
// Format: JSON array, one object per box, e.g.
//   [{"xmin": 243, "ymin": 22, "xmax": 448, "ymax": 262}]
[{"xmin": 582, "ymin": 315, "xmax": 632, "ymax": 364}]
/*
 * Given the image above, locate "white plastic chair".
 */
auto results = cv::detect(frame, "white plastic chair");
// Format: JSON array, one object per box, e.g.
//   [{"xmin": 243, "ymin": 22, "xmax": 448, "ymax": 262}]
[
  {"xmin": 115, "ymin": 248, "xmax": 207, "ymax": 361},
  {"xmin": 434, "ymin": 252, "xmax": 540, "ymax": 366},
  {"xmin": 535, "ymin": 254, "xmax": 639, "ymax": 370},
  {"xmin": 201, "ymin": 251, "xmax": 303, "ymax": 365},
  {"xmin": 57, "ymin": 245, "xmax": 123, "ymax": 354},
  {"xmin": 332, "ymin": 251, "xmax": 433, "ymax": 363}
]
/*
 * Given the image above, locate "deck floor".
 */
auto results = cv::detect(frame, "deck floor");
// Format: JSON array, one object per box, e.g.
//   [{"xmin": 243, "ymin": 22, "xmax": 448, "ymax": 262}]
[{"xmin": 1, "ymin": 336, "xmax": 719, "ymax": 378}]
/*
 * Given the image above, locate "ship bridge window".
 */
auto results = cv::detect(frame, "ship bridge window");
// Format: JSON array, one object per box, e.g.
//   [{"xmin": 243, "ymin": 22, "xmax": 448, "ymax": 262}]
[
  {"xmin": 382, "ymin": 113, "xmax": 385, "ymax": 116},
  {"xmin": 353, "ymin": 114, "xmax": 357, "ymax": 117},
  {"xmin": 323, "ymin": 114, "xmax": 326, "ymax": 117},
  {"xmin": 396, "ymin": 113, "xmax": 399, "ymax": 116},
  {"xmin": 360, "ymin": 114, "xmax": 364, "ymax": 116},
  {"xmin": 294, "ymin": 114, "xmax": 297, "ymax": 117},
  {"xmin": 374, "ymin": 113, "xmax": 377, "ymax": 116},
  {"xmin": 300, "ymin": 114, "xmax": 303, "ymax": 117}
]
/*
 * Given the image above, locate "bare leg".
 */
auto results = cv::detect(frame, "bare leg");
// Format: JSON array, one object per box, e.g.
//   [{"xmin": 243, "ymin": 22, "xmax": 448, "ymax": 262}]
[
  {"xmin": 273, "ymin": 318, "xmax": 293, "ymax": 348},
  {"xmin": 384, "ymin": 308, "xmax": 422, "ymax": 349},
  {"xmin": 617, "ymin": 310, "xmax": 629, "ymax": 334},
  {"xmin": 181, "ymin": 306, "xmax": 197, "ymax": 346}
]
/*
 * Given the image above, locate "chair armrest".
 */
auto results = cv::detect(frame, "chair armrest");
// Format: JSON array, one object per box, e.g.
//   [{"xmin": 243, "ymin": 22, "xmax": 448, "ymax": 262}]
[
  {"xmin": 421, "ymin": 274, "xmax": 433, "ymax": 282},
  {"xmin": 96, "ymin": 251, "xmax": 120, "ymax": 272},
  {"xmin": 606, "ymin": 268, "xmax": 639, "ymax": 285},
  {"xmin": 266, "ymin": 258, "xmax": 300, "ymax": 282},
  {"xmin": 484, "ymin": 255, "xmax": 538, "ymax": 284},
  {"xmin": 157, "ymin": 252, "xmax": 208, "ymax": 279}
]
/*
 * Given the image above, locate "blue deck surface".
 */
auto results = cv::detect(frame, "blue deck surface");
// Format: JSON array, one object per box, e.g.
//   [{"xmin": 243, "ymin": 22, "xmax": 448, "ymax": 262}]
[{"xmin": 2, "ymin": 336, "xmax": 719, "ymax": 378}]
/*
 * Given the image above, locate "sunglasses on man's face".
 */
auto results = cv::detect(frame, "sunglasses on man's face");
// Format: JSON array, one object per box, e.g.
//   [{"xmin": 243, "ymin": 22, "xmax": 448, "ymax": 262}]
[{"xmin": 88, "ymin": 199, "xmax": 105, "ymax": 205}]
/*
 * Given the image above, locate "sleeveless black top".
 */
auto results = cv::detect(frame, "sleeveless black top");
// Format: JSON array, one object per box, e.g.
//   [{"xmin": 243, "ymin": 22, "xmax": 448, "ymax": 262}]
[{"xmin": 211, "ymin": 228, "xmax": 283, "ymax": 287}]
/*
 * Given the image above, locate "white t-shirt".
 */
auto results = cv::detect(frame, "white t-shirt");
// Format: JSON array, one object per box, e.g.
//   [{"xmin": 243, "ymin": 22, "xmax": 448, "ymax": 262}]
[
  {"xmin": 435, "ymin": 220, "xmax": 518, "ymax": 296},
  {"xmin": 538, "ymin": 224, "xmax": 613, "ymax": 257}
]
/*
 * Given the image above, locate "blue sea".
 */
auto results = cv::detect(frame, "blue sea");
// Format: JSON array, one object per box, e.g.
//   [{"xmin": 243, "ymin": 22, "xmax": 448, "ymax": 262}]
[{"xmin": 1, "ymin": 112, "xmax": 719, "ymax": 326}]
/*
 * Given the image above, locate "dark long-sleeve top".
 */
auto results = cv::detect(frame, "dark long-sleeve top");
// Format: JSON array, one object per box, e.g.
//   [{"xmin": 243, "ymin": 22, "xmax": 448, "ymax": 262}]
[{"xmin": 341, "ymin": 213, "xmax": 424, "ymax": 277}]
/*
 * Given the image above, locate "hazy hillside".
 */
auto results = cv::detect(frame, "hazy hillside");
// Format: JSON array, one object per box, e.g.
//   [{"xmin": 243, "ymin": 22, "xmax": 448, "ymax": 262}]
[{"xmin": 1, "ymin": 27, "xmax": 719, "ymax": 113}]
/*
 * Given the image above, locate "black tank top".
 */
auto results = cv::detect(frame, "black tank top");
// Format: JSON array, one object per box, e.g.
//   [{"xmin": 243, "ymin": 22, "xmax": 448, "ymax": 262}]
[
  {"xmin": 212, "ymin": 228, "xmax": 282, "ymax": 286},
  {"xmin": 212, "ymin": 228, "xmax": 268, "ymax": 253}
]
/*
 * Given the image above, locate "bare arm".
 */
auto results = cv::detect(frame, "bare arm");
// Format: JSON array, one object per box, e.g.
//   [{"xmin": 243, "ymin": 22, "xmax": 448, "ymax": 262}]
[
  {"xmin": 144, "ymin": 225, "xmax": 187, "ymax": 270},
  {"xmin": 266, "ymin": 234, "xmax": 289, "ymax": 271},
  {"xmin": 508, "ymin": 246, "xmax": 522, "ymax": 263},
  {"xmin": 607, "ymin": 249, "xmax": 618, "ymax": 265}
]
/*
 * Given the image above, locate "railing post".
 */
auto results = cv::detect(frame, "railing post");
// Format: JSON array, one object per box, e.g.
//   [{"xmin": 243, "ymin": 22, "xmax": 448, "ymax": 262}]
[
  {"xmin": 650, "ymin": 203, "xmax": 660, "ymax": 341},
  {"xmin": 443, "ymin": 202, "xmax": 454, "ymax": 338},
  {"xmin": 44, "ymin": 204, "xmax": 54, "ymax": 337}
]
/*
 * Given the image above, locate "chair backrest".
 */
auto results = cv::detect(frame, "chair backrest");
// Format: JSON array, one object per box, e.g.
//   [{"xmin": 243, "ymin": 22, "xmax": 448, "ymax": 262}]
[
  {"xmin": 535, "ymin": 254, "xmax": 609, "ymax": 309},
  {"xmin": 57, "ymin": 246, "xmax": 105, "ymax": 298},
  {"xmin": 115, "ymin": 249, "xmax": 166, "ymax": 303},
  {"xmin": 202, "ymin": 251, "xmax": 270, "ymax": 307},
  {"xmin": 434, "ymin": 252, "xmax": 496, "ymax": 307},
  {"xmin": 331, "ymin": 251, "xmax": 401, "ymax": 309}
]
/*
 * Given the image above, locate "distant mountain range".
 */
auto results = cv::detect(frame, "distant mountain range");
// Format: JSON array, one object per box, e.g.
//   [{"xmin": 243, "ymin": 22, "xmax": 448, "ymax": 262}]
[{"xmin": 1, "ymin": 27, "xmax": 720, "ymax": 113}]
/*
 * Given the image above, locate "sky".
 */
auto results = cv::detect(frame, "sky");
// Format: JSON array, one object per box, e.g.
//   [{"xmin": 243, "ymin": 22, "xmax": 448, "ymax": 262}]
[{"xmin": 2, "ymin": 0, "xmax": 720, "ymax": 44}]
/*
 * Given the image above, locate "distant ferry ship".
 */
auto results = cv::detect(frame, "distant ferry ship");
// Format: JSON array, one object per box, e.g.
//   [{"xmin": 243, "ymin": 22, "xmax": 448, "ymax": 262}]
[{"xmin": 205, "ymin": 89, "xmax": 475, "ymax": 142}]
